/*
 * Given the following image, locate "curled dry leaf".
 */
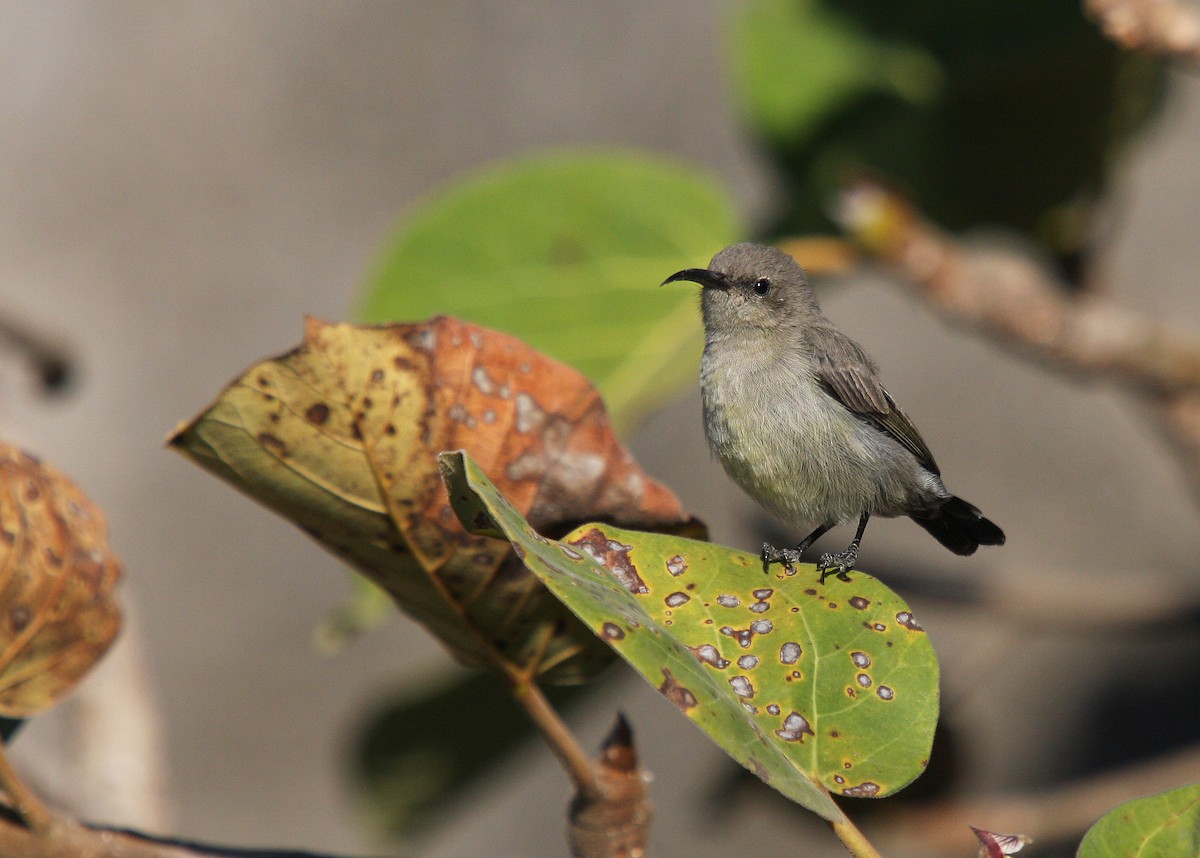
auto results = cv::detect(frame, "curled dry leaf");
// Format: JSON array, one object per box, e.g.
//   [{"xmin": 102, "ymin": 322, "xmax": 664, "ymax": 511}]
[
  {"xmin": 971, "ymin": 826, "xmax": 1032, "ymax": 858},
  {"xmin": 170, "ymin": 317, "xmax": 702, "ymax": 684},
  {"xmin": 0, "ymin": 444, "xmax": 122, "ymax": 717}
]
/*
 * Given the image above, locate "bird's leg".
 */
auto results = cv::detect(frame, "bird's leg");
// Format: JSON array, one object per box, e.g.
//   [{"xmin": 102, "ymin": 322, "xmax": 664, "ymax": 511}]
[
  {"xmin": 818, "ymin": 512, "xmax": 870, "ymax": 583},
  {"xmin": 762, "ymin": 523, "xmax": 832, "ymax": 576}
]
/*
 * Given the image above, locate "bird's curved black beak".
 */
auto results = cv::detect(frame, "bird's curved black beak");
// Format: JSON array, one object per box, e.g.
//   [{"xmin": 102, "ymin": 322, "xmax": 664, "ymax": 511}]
[{"xmin": 661, "ymin": 268, "xmax": 731, "ymax": 290}]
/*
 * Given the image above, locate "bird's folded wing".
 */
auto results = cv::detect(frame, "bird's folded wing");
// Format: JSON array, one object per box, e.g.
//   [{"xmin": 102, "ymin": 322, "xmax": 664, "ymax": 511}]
[{"xmin": 810, "ymin": 325, "xmax": 940, "ymax": 476}]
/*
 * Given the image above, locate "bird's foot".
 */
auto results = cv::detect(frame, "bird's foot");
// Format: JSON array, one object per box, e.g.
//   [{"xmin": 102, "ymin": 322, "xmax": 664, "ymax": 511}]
[
  {"xmin": 761, "ymin": 542, "xmax": 802, "ymax": 576},
  {"xmin": 817, "ymin": 546, "xmax": 859, "ymax": 583}
]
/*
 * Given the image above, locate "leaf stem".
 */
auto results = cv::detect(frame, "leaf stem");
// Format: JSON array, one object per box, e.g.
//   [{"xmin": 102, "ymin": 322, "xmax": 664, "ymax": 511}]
[
  {"xmin": 0, "ymin": 738, "xmax": 52, "ymax": 832},
  {"xmin": 830, "ymin": 814, "xmax": 885, "ymax": 858},
  {"xmin": 509, "ymin": 675, "xmax": 600, "ymax": 798}
]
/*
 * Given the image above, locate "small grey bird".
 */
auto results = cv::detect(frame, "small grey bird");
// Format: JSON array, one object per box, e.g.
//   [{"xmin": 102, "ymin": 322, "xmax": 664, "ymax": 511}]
[{"xmin": 664, "ymin": 243, "xmax": 1004, "ymax": 581}]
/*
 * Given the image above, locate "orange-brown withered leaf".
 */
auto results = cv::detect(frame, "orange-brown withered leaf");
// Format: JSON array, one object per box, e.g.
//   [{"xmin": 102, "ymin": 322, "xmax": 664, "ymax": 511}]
[
  {"xmin": 0, "ymin": 444, "xmax": 122, "ymax": 717},
  {"xmin": 169, "ymin": 317, "xmax": 702, "ymax": 683}
]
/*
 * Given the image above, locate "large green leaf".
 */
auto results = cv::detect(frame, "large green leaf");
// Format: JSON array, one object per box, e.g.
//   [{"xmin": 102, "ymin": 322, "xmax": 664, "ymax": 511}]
[
  {"xmin": 730, "ymin": 0, "xmax": 1164, "ymax": 266},
  {"xmin": 729, "ymin": 0, "xmax": 940, "ymax": 145},
  {"xmin": 1078, "ymin": 782, "xmax": 1200, "ymax": 857},
  {"xmin": 357, "ymin": 149, "xmax": 739, "ymax": 430},
  {"xmin": 440, "ymin": 451, "xmax": 938, "ymax": 821}
]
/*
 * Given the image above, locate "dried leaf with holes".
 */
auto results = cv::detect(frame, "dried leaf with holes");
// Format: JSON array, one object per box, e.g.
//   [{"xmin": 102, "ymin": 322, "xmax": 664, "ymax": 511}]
[
  {"xmin": 169, "ymin": 317, "xmax": 703, "ymax": 684},
  {"xmin": 0, "ymin": 444, "xmax": 122, "ymax": 717}
]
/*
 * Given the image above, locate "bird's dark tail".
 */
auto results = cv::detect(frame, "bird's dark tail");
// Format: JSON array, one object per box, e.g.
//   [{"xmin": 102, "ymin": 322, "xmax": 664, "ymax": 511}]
[{"xmin": 912, "ymin": 497, "xmax": 1005, "ymax": 556}]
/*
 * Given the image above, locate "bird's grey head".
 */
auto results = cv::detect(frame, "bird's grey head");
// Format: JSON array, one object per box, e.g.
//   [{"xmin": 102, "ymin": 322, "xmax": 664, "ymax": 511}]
[{"xmin": 662, "ymin": 243, "xmax": 822, "ymax": 339}]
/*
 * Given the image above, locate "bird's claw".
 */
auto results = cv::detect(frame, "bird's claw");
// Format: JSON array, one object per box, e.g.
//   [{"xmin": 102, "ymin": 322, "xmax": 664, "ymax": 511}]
[
  {"xmin": 817, "ymin": 548, "xmax": 858, "ymax": 583},
  {"xmin": 761, "ymin": 542, "xmax": 802, "ymax": 576}
]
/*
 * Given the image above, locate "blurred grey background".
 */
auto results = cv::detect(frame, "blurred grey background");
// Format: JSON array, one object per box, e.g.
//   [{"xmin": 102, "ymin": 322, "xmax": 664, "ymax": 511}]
[{"xmin": 2, "ymin": 3, "xmax": 1199, "ymax": 856}]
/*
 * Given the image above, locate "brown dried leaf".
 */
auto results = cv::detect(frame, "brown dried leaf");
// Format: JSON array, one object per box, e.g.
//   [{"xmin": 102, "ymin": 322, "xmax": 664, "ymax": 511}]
[
  {"xmin": 0, "ymin": 444, "xmax": 122, "ymax": 717},
  {"xmin": 170, "ymin": 317, "xmax": 702, "ymax": 684}
]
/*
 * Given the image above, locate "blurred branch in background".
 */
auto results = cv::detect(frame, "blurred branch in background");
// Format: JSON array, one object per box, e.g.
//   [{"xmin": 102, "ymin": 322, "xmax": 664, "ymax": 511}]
[
  {"xmin": 831, "ymin": 180, "xmax": 1200, "ymax": 505},
  {"xmin": 0, "ymin": 310, "xmax": 73, "ymax": 394},
  {"xmin": 1085, "ymin": 0, "xmax": 1200, "ymax": 63},
  {"xmin": 882, "ymin": 741, "xmax": 1200, "ymax": 856}
]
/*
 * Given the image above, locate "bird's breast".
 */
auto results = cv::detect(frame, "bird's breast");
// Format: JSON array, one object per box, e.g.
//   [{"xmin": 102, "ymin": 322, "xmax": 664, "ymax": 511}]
[{"xmin": 700, "ymin": 339, "xmax": 920, "ymax": 524}]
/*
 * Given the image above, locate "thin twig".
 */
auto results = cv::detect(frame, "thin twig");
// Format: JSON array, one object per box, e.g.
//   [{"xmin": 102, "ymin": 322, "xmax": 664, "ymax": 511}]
[
  {"xmin": 510, "ymin": 675, "xmax": 601, "ymax": 798},
  {"xmin": 830, "ymin": 814, "xmax": 886, "ymax": 858},
  {"xmin": 1085, "ymin": 0, "xmax": 1200, "ymax": 63},
  {"xmin": 831, "ymin": 180, "xmax": 1200, "ymax": 503},
  {"xmin": 0, "ymin": 738, "xmax": 52, "ymax": 832},
  {"xmin": 0, "ymin": 811, "xmax": 385, "ymax": 857},
  {"xmin": 0, "ymin": 314, "xmax": 73, "ymax": 393}
]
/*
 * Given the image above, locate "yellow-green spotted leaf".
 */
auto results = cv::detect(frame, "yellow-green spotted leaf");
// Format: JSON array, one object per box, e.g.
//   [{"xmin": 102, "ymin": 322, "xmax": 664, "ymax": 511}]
[
  {"xmin": 440, "ymin": 450, "xmax": 938, "ymax": 820},
  {"xmin": 1078, "ymin": 783, "xmax": 1200, "ymax": 858},
  {"xmin": 357, "ymin": 149, "xmax": 739, "ymax": 430}
]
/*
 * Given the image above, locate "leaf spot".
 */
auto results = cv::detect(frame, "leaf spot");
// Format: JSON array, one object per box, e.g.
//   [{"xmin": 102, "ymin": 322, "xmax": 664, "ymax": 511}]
[
  {"xmin": 775, "ymin": 711, "xmax": 814, "ymax": 742},
  {"xmin": 666, "ymin": 555, "xmax": 688, "ymax": 577},
  {"xmin": 567, "ymin": 528, "xmax": 648, "ymax": 594},
  {"xmin": 601, "ymin": 622, "xmax": 625, "ymax": 641},
  {"xmin": 729, "ymin": 675, "xmax": 755, "ymax": 699},
  {"xmin": 302, "ymin": 405, "xmax": 331, "ymax": 424},
  {"xmin": 719, "ymin": 622, "xmax": 768, "ymax": 649},
  {"xmin": 689, "ymin": 644, "xmax": 730, "ymax": 669},
  {"xmin": 10, "ymin": 605, "xmax": 31, "ymax": 633},
  {"xmin": 850, "ymin": 651, "xmax": 871, "ymax": 668},
  {"xmin": 404, "ymin": 328, "xmax": 436, "ymax": 351},
  {"xmin": 448, "ymin": 404, "xmax": 476, "ymax": 427},
  {"xmin": 471, "ymin": 366, "xmax": 496, "ymax": 395},
  {"xmin": 257, "ymin": 433, "xmax": 287, "ymax": 456},
  {"xmin": 514, "ymin": 393, "xmax": 545, "ymax": 433},
  {"xmin": 658, "ymin": 668, "xmax": 698, "ymax": 710},
  {"xmin": 779, "ymin": 642, "xmax": 802, "ymax": 664}
]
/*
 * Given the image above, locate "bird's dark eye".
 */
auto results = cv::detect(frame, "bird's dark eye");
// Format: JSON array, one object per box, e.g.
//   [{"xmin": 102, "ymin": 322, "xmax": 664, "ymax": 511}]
[{"xmin": 752, "ymin": 278, "xmax": 771, "ymax": 296}]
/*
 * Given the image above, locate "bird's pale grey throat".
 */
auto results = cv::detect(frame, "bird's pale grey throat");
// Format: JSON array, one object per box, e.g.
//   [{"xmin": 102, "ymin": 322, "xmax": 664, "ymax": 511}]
[{"xmin": 663, "ymin": 242, "xmax": 1004, "ymax": 582}]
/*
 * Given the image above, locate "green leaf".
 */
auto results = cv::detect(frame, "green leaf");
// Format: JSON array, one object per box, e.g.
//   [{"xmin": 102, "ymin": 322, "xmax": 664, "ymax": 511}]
[
  {"xmin": 313, "ymin": 574, "xmax": 394, "ymax": 654},
  {"xmin": 440, "ymin": 451, "xmax": 938, "ymax": 821},
  {"xmin": 729, "ymin": 0, "xmax": 941, "ymax": 145},
  {"xmin": 1078, "ymin": 782, "xmax": 1200, "ymax": 857},
  {"xmin": 352, "ymin": 670, "xmax": 598, "ymax": 837},
  {"xmin": 357, "ymin": 148, "xmax": 739, "ymax": 430}
]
